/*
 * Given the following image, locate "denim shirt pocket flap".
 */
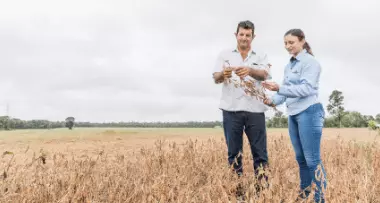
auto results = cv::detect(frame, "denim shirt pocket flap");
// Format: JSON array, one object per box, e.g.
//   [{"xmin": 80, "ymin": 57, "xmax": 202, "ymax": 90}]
[{"xmin": 290, "ymin": 67, "xmax": 301, "ymax": 75}]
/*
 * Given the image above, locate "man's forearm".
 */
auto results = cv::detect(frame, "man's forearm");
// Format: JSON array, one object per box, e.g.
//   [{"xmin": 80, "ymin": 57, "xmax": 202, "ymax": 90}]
[
  {"xmin": 248, "ymin": 68, "xmax": 268, "ymax": 81},
  {"xmin": 213, "ymin": 72, "xmax": 224, "ymax": 84}
]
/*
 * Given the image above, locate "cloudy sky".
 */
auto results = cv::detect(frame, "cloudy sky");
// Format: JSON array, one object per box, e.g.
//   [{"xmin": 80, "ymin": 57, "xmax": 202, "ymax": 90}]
[{"xmin": 0, "ymin": 0, "xmax": 379, "ymax": 122}]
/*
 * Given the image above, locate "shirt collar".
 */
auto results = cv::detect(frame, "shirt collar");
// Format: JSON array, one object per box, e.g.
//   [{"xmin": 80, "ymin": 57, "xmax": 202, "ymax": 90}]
[
  {"xmin": 290, "ymin": 49, "xmax": 307, "ymax": 62},
  {"xmin": 232, "ymin": 48, "xmax": 256, "ymax": 55}
]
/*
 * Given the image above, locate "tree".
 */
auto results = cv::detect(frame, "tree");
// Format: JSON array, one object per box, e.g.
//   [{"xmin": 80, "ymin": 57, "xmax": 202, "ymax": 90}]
[
  {"xmin": 266, "ymin": 111, "xmax": 288, "ymax": 128},
  {"xmin": 363, "ymin": 115, "xmax": 375, "ymax": 123},
  {"xmin": 327, "ymin": 90, "xmax": 347, "ymax": 128},
  {"xmin": 324, "ymin": 117, "xmax": 338, "ymax": 128},
  {"xmin": 0, "ymin": 116, "xmax": 11, "ymax": 130},
  {"xmin": 376, "ymin": 114, "xmax": 380, "ymax": 123},
  {"xmin": 341, "ymin": 111, "xmax": 367, "ymax": 128},
  {"xmin": 65, "ymin": 117, "xmax": 75, "ymax": 130},
  {"xmin": 363, "ymin": 115, "xmax": 375, "ymax": 127}
]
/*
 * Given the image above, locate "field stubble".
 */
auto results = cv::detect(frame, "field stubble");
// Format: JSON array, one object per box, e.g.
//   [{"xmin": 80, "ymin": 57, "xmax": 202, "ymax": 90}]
[{"xmin": 0, "ymin": 128, "xmax": 379, "ymax": 202}]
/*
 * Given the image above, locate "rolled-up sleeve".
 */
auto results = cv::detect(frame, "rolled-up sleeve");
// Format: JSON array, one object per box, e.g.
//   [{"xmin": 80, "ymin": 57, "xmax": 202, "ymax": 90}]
[
  {"xmin": 213, "ymin": 52, "xmax": 224, "ymax": 74},
  {"xmin": 278, "ymin": 60, "xmax": 320, "ymax": 98},
  {"xmin": 257, "ymin": 53, "xmax": 272, "ymax": 80},
  {"xmin": 272, "ymin": 93, "xmax": 286, "ymax": 106}
]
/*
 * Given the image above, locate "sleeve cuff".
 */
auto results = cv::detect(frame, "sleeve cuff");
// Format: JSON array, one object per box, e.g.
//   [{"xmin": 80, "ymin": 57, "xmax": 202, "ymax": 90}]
[
  {"xmin": 271, "ymin": 99, "xmax": 277, "ymax": 106},
  {"xmin": 277, "ymin": 86, "xmax": 287, "ymax": 96},
  {"xmin": 271, "ymin": 95, "xmax": 279, "ymax": 106}
]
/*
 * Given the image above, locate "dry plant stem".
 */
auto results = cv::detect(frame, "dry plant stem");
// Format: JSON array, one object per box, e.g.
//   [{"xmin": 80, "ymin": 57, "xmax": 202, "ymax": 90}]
[
  {"xmin": 0, "ymin": 134, "xmax": 379, "ymax": 202},
  {"xmin": 223, "ymin": 64, "xmax": 277, "ymax": 111}
]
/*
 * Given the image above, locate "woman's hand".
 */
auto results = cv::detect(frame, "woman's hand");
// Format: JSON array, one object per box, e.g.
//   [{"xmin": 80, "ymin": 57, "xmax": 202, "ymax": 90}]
[{"xmin": 262, "ymin": 81, "xmax": 280, "ymax": 91}]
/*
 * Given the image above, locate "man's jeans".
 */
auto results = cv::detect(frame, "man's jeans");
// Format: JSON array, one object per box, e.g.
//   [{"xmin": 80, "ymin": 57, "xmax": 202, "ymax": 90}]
[
  {"xmin": 288, "ymin": 103, "xmax": 327, "ymax": 203},
  {"xmin": 222, "ymin": 110, "xmax": 268, "ymax": 175}
]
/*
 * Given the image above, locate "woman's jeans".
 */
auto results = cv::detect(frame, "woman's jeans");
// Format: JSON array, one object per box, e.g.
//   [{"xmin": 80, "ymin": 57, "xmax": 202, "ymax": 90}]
[{"xmin": 288, "ymin": 103, "xmax": 327, "ymax": 202}]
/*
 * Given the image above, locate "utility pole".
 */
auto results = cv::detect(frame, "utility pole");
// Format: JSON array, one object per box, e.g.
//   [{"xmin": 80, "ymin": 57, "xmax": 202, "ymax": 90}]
[
  {"xmin": 5, "ymin": 102, "xmax": 10, "ymax": 130},
  {"xmin": 6, "ymin": 103, "xmax": 9, "ymax": 117}
]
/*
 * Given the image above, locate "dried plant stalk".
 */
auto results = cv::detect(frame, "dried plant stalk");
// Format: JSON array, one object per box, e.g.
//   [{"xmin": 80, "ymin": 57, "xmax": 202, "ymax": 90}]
[{"xmin": 223, "ymin": 61, "xmax": 277, "ymax": 111}]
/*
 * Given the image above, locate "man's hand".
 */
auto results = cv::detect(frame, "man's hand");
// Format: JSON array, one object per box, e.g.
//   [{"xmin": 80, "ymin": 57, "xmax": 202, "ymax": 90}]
[
  {"xmin": 262, "ymin": 81, "xmax": 280, "ymax": 91},
  {"xmin": 213, "ymin": 67, "xmax": 232, "ymax": 84},
  {"xmin": 235, "ymin": 66, "xmax": 268, "ymax": 80},
  {"xmin": 223, "ymin": 67, "xmax": 233, "ymax": 79},
  {"xmin": 213, "ymin": 67, "xmax": 233, "ymax": 84},
  {"xmin": 235, "ymin": 67, "xmax": 250, "ymax": 78}
]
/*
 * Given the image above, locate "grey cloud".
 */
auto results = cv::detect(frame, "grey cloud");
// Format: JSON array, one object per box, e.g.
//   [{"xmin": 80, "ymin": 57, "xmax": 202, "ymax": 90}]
[{"xmin": 1, "ymin": 0, "xmax": 379, "ymax": 122}]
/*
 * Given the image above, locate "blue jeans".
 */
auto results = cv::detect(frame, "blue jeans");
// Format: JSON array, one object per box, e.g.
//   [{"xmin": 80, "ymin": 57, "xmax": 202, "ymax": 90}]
[
  {"xmin": 222, "ymin": 110, "xmax": 268, "ymax": 176},
  {"xmin": 288, "ymin": 103, "xmax": 327, "ymax": 203}
]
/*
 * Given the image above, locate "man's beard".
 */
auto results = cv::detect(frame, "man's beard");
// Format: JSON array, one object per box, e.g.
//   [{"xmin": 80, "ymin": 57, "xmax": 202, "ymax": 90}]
[{"xmin": 238, "ymin": 42, "xmax": 250, "ymax": 50}]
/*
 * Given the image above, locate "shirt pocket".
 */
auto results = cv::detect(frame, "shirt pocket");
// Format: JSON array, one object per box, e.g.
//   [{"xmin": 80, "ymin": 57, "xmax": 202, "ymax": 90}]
[{"xmin": 287, "ymin": 66, "xmax": 302, "ymax": 84}]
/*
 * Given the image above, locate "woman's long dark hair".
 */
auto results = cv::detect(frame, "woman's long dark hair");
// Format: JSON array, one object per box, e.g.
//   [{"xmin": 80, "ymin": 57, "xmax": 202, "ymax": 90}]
[{"xmin": 284, "ymin": 29, "xmax": 313, "ymax": 56}]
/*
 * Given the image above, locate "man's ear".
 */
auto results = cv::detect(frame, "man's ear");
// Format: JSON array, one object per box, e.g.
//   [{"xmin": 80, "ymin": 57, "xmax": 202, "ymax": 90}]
[{"xmin": 252, "ymin": 34, "xmax": 256, "ymax": 39}]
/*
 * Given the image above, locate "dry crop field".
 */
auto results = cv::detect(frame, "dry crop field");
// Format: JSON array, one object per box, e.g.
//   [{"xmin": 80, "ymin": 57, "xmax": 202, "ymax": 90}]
[{"xmin": 0, "ymin": 128, "xmax": 379, "ymax": 202}]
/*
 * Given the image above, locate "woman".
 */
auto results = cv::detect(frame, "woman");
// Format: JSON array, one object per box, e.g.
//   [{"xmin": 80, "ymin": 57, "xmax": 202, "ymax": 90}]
[{"xmin": 262, "ymin": 29, "xmax": 327, "ymax": 203}]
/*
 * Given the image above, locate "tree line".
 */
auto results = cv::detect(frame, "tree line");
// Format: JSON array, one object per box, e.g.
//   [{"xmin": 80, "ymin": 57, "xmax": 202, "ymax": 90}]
[
  {"xmin": 267, "ymin": 110, "xmax": 380, "ymax": 128},
  {"xmin": 0, "ymin": 117, "xmax": 224, "ymax": 130},
  {"xmin": 267, "ymin": 90, "xmax": 380, "ymax": 128},
  {"xmin": 0, "ymin": 90, "xmax": 379, "ymax": 130}
]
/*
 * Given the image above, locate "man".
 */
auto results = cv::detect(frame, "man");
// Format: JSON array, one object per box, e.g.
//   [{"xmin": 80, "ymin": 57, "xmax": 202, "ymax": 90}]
[{"xmin": 212, "ymin": 20, "xmax": 271, "ymax": 180}]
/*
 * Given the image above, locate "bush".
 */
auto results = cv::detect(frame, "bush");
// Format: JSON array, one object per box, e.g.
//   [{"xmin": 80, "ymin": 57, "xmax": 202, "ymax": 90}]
[{"xmin": 368, "ymin": 120, "xmax": 379, "ymax": 130}]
